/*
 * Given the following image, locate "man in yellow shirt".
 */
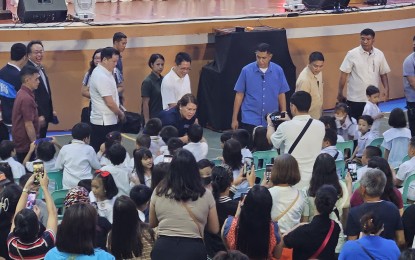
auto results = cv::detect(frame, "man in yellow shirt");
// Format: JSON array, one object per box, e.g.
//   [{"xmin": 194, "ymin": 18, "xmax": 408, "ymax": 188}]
[{"xmin": 295, "ymin": 52, "xmax": 324, "ymax": 119}]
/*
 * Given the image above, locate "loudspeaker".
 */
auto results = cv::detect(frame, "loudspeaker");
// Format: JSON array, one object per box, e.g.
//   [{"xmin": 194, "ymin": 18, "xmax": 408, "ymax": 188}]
[
  {"xmin": 17, "ymin": 0, "xmax": 67, "ymax": 23},
  {"xmin": 303, "ymin": 0, "xmax": 350, "ymax": 9}
]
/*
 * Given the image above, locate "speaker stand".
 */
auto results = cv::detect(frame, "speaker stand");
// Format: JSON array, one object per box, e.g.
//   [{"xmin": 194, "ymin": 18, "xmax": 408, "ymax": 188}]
[{"xmin": 0, "ymin": 10, "xmax": 12, "ymax": 20}]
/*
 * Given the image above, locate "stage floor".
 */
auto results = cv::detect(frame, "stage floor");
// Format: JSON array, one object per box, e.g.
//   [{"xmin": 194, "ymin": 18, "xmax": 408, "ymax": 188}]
[{"xmin": 3, "ymin": 0, "xmax": 414, "ymax": 25}]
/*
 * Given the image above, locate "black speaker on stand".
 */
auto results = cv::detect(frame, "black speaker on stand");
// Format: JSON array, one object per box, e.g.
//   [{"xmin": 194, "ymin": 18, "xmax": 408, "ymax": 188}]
[
  {"xmin": 0, "ymin": 0, "xmax": 12, "ymax": 20},
  {"xmin": 303, "ymin": 0, "xmax": 350, "ymax": 10},
  {"xmin": 17, "ymin": 0, "xmax": 67, "ymax": 23}
]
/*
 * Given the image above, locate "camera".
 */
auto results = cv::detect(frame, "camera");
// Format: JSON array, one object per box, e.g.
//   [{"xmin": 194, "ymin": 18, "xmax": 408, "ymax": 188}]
[{"xmin": 265, "ymin": 111, "xmax": 286, "ymax": 129}]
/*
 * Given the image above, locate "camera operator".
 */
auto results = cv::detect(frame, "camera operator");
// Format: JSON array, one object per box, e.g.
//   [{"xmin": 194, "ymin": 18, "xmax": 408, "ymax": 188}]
[{"xmin": 266, "ymin": 91, "xmax": 325, "ymax": 189}]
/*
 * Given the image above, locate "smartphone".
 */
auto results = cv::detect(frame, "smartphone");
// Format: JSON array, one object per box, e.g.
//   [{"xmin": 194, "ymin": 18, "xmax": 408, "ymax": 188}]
[
  {"xmin": 240, "ymin": 192, "xmax": 247, "ymax": 201},
  {"xmin": 163, "ymin": 155, "xmax": 173, "ymax": 163},
  {"xmin": 26, "ymin": 192, "xmax": 36, "ymax": 210},
  {"xmin": 255, "ymin": 177, "xmax": 261, "ymax": 185},
  {"xmin": 33, "ymin": 161, "xmax": 45, "ymax": 185},
  {"xmin": 265, "ymin": 164, "xmax": 273, "ymax": 183},
  {"xmin": 34, "ymin": 137, "xmax": 53, "ymax": 145},
  {"xmin": 243, "ymin": 157, "xmax": 253, "ymax": 177},
  {"xmin": 348, "ymin": 162, "xmax": 358, "ymax": 182}
]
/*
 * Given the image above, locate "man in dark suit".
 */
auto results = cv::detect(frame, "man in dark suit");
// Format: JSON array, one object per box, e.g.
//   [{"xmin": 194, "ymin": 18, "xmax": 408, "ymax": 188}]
[
  {"xmin": 27, "ymin": 40, "xmax": 56, "ymax": 138},
  {"xmin": 0, "ymin": 43, "xmax": 27, "ymax": 140}
]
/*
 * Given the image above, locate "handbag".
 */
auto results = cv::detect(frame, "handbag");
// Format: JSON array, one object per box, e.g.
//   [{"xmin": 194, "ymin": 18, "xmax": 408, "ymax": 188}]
[
  {"xmin": 273, "ymin": 191, "xmax": 299, "ymax": 222},
  {"xmin": 288, "ymin": 118, "xmax": 313, "ymax": 154},
  {"xmin": 309, "ymin": 220, "xmax": 335, "ymax": 259}
]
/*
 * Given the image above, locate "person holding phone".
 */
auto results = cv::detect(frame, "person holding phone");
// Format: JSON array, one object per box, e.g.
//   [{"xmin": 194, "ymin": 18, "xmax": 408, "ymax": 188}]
[{"xmin": 7, "ymin": 172, "xmax": 57, "ymax": 259}]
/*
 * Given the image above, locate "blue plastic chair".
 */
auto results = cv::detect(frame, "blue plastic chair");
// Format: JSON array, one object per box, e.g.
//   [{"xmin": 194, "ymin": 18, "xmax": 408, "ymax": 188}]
[
  {"xmin": 336, "ymin": 141, "xmax": 354, "ymax": 159},
  {"xmin": 402, "ymin": 173, "xmax": 415, "ymax": 209},
  {"xmin": 369, "ymin": 137, "xmax": 385, "ymax": 156},
  {"xmin": 48, "ymin": 170, "xmax": 63, "ymax": 191},
  {"xmin": 253, "ymin": 150, "xmax": 278, "ymax": 169},
  {"xmin": 335, "ymin": 159, "xmax": 346, "ymax": 179}
]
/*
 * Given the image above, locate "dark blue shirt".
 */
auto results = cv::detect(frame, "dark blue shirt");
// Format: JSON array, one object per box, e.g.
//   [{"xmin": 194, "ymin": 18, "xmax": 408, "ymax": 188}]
[
  {"xmin": 157, "ymin": 106, "xmax": 196, "ymax": 137},
  {"xmin": 234, "ymin": 61, "xmax": 290, "ymax": 126}
]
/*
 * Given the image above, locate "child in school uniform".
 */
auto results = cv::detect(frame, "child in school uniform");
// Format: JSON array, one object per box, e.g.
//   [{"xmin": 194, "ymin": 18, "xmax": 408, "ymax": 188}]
[
  {"xmin": 362, "ymin": 85, "xmax": 384, "ymax": 137},
  {"xmin": 144, "ymin": 118, "xmax": 165, "ymax": 157},
  {"xmin": 334, "ymin": 103, "xmax": 359, "ymax": 141},
  {"xmin": 232, "ymin": 129, "xmax": 252, "ymax": 160},
  {"xmin": 183, "ymin": 124, "xmax": 208, "ymax": 162},
  {"xmin": 395, "ymin": 137, "xmax": 415, "ymax": 202},
  {"xmin": 382, "ymin": 108, "xmax": 412, "ymax": 168},
  {"xmin": 321, "ymin": 129, "xmax": 344, "ymax": 161},
  {"xmin": 349, "ymin": 115, "xmax": 376, "ymax": 165}
]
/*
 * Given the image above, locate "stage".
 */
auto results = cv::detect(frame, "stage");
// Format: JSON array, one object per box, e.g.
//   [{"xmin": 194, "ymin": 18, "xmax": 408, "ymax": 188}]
[{"xmin": 0, "ymin": 0, "xmax": 414, "ymax": 130}]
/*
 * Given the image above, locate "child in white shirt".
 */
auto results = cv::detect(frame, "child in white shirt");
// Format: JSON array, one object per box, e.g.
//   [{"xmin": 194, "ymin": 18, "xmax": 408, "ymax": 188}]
[
  {"xmin": 362, "ymin": 85, "xmax": 384, "ymax": 137},
  {"xmin": 321, "ymin": 129, "xmax": 343, "ymax": 161},
  {"xmin": 0, "ymin": 140, "xmax": 25, "ymax": 179},
  {"xmin": 232, "ymin": 129, "xmax": 252, "ymax": 160},
  {"xmin": 395, "ymin": 137, "xmax": 415, "ymax": 201},
  {"xmin": 356, "ymin": 145, "xmax": 382, "ymax": 181},
  {"xmin": 183, "ymin": 124, "xmax": 208, "ymax": 162},
  {"xmin": 382, "ymin": 108, "xmax": 412, "ymax": 168},
  {"xmin": 349, "ymin": 115, "xmax": 376, "ymax": 164},
  {"xmin": 334, "ymin": 103, "xmax": 358, "ymax": 141},
  {"xmin": 55, "ymin": 123, "xmax": 101, "ymax": 189},
  {"xmin": 144, "ymin": 118, "xmax": 165, "ymax": 157}
]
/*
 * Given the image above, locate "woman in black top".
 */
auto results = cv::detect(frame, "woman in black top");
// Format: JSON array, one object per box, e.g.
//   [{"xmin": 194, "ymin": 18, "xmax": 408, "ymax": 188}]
[{"xmin": 282, "ymin": 185, "xmax": 340, "ymax": 260}]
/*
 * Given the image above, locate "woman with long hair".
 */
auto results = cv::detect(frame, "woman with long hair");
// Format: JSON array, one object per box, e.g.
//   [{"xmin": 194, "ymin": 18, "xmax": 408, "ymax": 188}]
[
  {"xmin": 45, "ymin": 203, "xmax": 114, "ymax": 259},
  {"xmin": 222, "ymin": 185, "xmax": 281, "ymax": 259},
  {"xmin": 339, "ymin": 212, "xmax": 400, "ymax": 259},
  {"xmin": 7, "ymin": 174, "xmax": 57, "ymax": 259},
  {"xmin": 303, "ymin": 153, "xmax": 351, "ymax": 254},
  {"xmin": 149, "ymin": 149, "xmax": 219, "ymax": 260},
  {"xmin": 141, "ymin": 53, "xmax": 165, "ymax": 123},
  {"xmin": 108, "ymin": 195, "xmax": 155, "ymax": 260},
  {"xmin": 282, "ymin": 185, "xmax": 341, "ymax": 259},
  {"xmin": 81, "ymin": 48, "xmax": 102, "ymax": 99},
  {"xmin": 350, "ymin": 156, "xmax": 403, "ymax": 215}
]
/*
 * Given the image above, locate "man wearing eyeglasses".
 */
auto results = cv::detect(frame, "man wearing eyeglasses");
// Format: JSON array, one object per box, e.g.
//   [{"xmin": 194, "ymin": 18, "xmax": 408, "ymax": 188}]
[
  {"xmin": 232, "ymin": 43, "xmax": 290, "ymax": 135},
  {"xmin": 161, "ymin": 52, "xmax": 192, "ymax": 109},
  {"xmin": 295, "ymin": 52, "xmax": 325, "ymax": 119},
  {"xmin": 27, "ymin": 40, "xmax": 57, "ymax": 138}
]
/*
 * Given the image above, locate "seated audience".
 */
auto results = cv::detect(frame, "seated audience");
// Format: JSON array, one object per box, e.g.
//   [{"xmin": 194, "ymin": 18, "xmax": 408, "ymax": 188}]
[
  {"xmin": 319, "ymin": 115, "xmax": 345, "ymax": 142},
  {"xmin": 395, "ymin": 136, "xmax": 415, "ymax": 202},
  {"xmin": 334, "ymin": 103, "xmax": 358, "ymax": 141},
  {"xmin": 222, "ymin": 185, "xmax": 280, "ymax": 260},
  {"xmin": 220, "ymin": 131, "xmax": 233, "ymax": 149},
  {"xmin": 131, "ymin": 148, "xmax": 153, "ymax": 188},
  {"xmin": 349, "ymin": 115, "xmax": 376, "ymax": 164},
  {"xmin": 345, "ymin": 168, "xmax": 405, "ymax": 248},
  {"xmin": 45, "ymin": 203, "xmax": 115, "ymax": 259},
  {"xmin": 130, "ymin": 184, "xmax": 152, "ymax": 223},
  {"xmin": 222, "ymin": 139, "xmax": 246, "ymax": 200},
  {"xmin": 0, "ymin": 184, "xmax": 21, "ymax": 260},
  {"xmin": 55, "ymin": 123, "xmax": 101, "ymax": 189},
  {"xmin": 0, "ymin": 141, "xmax": 25, "ymax": 179},
  {"xmin": 107, "ymin": 196, "xmax": 155, "ymax": 259},
  {"xmin": 149, "ymin": 149, "xmax": 219, "ymax": 260},
  {"xmin": 205, "ymin": 166, "xmax": 238, "ymax": 258},
  {"xmin": 91, "ymin": 171, "xmax": 119, "ymax": 223},
  {"xmin": 64, "ymin": 186, "xmax": 111, "ymax": 251},
  {"xmin": 303, "ymin": 153, "xmax": 350, "ymax": 254},
  {"xmin": 135, "ymin": 134, "xmax": 151, "ymax": 150},
  {"xmin": 350, "ymin": 156, "xmax": 403, "ymax": 214},
  {"xmin": 321, "ymin": 128, "xmax": 344, "ymax": 161},
  {"xmin": 153, "ymin": 137, "xmax": 183, "ymax": 165},
  {"xmin": 339, "ymin": 212, "xmax": 400, "ymax": 260},
  {"xmin": 97, "ymin": 131, "xmax": 131, "ymax": 168},
  {"xmin": 356, "ymin": 145, "xmax": 382, "ymax": 181},
  {"xmin": 232, "ymin": 129, "xmax": 252, "ymax": 159},
  {"xmin": 8, "ymin": 174, "xmax": 57, "ymax": 259},
  {"xmin": 101, "ymin": 143, "xmax": 131, "ymax": 196},
  {"xmin": 23, "ymin": 138, "xmax": 60, "ymax": 173},
  {"xmin": 158, "ymin": 125, "xmax": 179, "ymax": 156},
  {"xmin": 144, "ymin": 118, "xmax": 165, "ymax": 157},
  {"xmin": 382, "ymin": 108, "xmax": 412, "ymax": 168},
  {"xmin": 252, "ymin": 126, "xmax": 272, "ymax": 152},
  {"xmin": 282, "ymin": 185, "xmax": 341, "ymax": 260},
  {"xmin": 268, "ymin": 154, "xmax": 305, "ymax": 234},
  {"xmin": 183, "ymin": 124, "xmax": 208, "ymax": 162},
  {"xmin": 150, "ymin": 162, "xmax": 169, "ymax": 190}
]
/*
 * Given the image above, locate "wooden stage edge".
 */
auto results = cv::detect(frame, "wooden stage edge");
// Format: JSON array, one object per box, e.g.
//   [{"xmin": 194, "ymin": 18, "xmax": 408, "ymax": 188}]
[{"xmin": 0, "ymin": 2, "xmax": 415, "ymax": 130}]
